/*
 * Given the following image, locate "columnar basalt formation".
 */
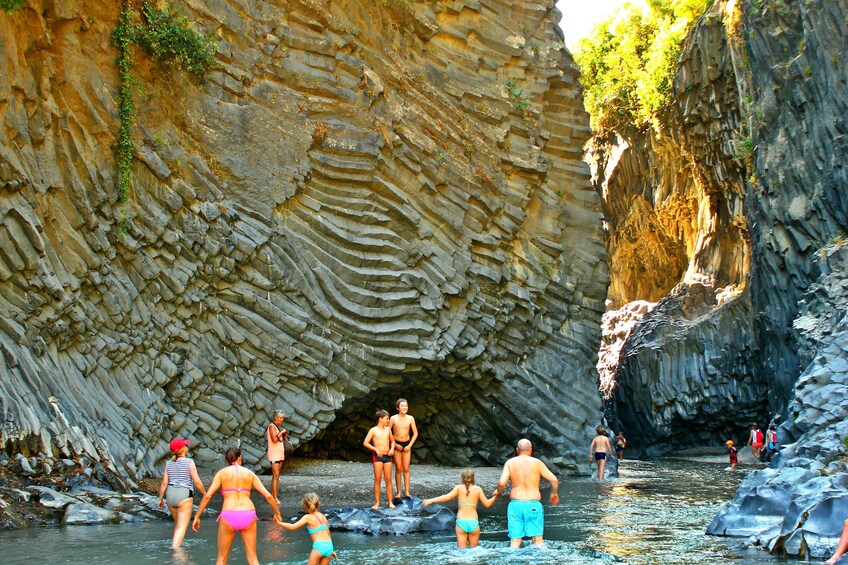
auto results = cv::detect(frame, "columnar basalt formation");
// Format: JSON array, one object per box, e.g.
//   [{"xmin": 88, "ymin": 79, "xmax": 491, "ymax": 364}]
[
  {"xmin": 0, "ymin": 0, "xmax": 607, "ymax": 481},
  {"xmin": 592, "ymin": 1, "xmax": 758, "ymax": 452},
  {"xmin": 592, "ymin": 0, "xmax": 848, "ymax": 555},
  {"xmin": 707, "ymin": 0, "xmax": 848, "ymax": 557}
]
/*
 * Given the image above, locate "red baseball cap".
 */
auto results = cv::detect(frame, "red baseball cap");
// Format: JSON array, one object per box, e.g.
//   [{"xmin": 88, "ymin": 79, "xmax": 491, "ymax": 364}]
[{"xmin": 169, "ymin": 438, "xmax": 190, "ymax": 452}]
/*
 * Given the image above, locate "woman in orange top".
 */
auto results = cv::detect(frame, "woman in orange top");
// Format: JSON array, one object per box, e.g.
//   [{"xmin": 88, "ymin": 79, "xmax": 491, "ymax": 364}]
[
  {"xmin": 192, "ymin": 447, "xmax": 281, "ymax": 565},
  {"xmin": 267, "ymin": 409, "xmax": 288, "ymax": 505}
]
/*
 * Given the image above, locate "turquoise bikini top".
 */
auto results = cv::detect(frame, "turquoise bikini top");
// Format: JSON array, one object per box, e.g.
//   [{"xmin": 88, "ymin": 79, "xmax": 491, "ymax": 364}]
[{"xmin": 307, "ymin": 515, "xmax": 329, "ymax": 534}]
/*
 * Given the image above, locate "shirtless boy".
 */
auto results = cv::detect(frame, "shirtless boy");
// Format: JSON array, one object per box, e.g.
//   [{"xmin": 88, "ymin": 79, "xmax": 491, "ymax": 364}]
[
  {"xmin": 495, "ymin": 438, "xmax": 559, "ymax": 547},
  {"xmin": 363, "ymin": 409, "xmax": 396, "ymax": 509},
  {"xmin": 589, "ymin": 426, "xmax": 615, "ymax": 481},
  {"xmin": 390, "ymin": 398, "xmax": 418, "ymax": 499}
]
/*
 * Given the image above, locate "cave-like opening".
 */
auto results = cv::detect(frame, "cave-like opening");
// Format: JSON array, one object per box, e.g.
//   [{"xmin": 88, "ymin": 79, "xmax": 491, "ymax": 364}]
[{"xmin": 299, "ymin": 372, "xmax": 515, "ymax": 466}]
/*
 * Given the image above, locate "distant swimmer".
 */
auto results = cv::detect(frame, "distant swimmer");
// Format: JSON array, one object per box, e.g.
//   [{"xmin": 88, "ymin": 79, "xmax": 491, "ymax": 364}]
[
  {"xmin": 390, "ymin": 398, "xmax": 418, "ymax": 500},
  {"xmin": 494, "ymin": 438, "xmax": 559, "ymax": 548},
  {"xmin": 589, "ymin": 426, "xmax": 615, "ymax": 481},
  {"xmin": 275, "ymin": 492, "xmax": 337, "ymax": 564},
  {"xmin": 615, "ymin": 431, "xmax": 627, "ymax": 460},
  {"xmin": 363, "ymin": 409, "xmax": 396, "ymax": 509},
  {"xmin": 422, "ymin": 469, "xmax": 499, "ymax": 548},
  {"xmin": 726, "ymin": 440, "xmax": 738, "ymax": 470}
]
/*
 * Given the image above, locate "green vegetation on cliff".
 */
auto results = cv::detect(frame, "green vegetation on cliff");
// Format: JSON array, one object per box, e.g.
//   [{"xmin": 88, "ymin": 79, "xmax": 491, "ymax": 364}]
[
  {"xmin": 575, "ymin": 0, "xmax": 712, "ymax": 133},
  {"xmin": 111, "ymin": 0, "xmax": 216, "ymax": 233},
  {"xmin": 1, "ymin": 0, "xmax": 24, "ymax": 13}
]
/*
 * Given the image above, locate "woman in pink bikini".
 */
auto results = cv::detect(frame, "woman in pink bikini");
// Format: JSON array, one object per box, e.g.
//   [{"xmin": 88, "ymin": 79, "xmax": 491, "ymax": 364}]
[{"xmin": 192, "ymin": 447, "xmax": 281, "ymax": 565}]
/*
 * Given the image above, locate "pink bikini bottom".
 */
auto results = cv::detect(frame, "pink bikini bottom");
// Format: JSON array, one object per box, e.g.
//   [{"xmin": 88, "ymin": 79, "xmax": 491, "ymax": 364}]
[{"xmin": 217, "ymin": 509, "xmax": 258, "ymax": 531}]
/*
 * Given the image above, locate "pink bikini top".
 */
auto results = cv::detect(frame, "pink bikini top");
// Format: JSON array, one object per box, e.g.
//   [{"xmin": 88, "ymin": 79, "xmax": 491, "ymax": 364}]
[{"xmin": 221, "ymin": 463, "xmax": 251, "ymax": 494}]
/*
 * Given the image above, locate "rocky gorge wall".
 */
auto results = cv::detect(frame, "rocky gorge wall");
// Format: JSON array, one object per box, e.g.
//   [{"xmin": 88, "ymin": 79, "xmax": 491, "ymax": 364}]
[
  {"xmin": 593, "ymin": 0, "xmax": 848, "ymax": 557},
  {"xmin": 592, "ymin": 0, "xmax": 761, "ymax": 453},
  {"xmin": 0, "ymin": 0, "xmax": 608, "ymax": 482}
]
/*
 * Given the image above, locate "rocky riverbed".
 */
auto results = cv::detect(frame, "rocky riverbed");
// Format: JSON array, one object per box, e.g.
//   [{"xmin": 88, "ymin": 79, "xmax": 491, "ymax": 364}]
[{"xmin": 0, "ymin": 455, "xmax": 504, "ymax": 530}]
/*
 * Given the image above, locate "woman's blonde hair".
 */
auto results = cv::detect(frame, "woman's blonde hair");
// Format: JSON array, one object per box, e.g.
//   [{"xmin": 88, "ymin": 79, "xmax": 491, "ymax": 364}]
[
  {"xmin": 461, "ymin": 469, "xmax": 475, "ymax": 494},
  {"xmin": 301, "ymin": 492, "xmax": 320, "ymax": 513}
]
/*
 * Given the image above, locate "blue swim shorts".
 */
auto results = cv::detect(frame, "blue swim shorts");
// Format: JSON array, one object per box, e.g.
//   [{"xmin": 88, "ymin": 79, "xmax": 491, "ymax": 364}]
[{"xmin": 507, "ymin": 499, "xmax": 544, "ymax": 539}]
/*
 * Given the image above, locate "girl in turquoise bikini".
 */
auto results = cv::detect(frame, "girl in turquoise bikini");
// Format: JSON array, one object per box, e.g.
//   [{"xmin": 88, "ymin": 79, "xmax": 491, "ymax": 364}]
[
  {"xmin": 275, "ymin": 492, "xmax": 337, "ymax": 564},
  {"xmin": 423, "ymin": 469, "xmax": 499, "ymax": 548}
]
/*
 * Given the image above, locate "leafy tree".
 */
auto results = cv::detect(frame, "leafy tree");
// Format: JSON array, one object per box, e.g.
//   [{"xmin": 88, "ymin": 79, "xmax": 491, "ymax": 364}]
[{"xmin": 575, "ymin": 0, "xmax": 712, "ymax": 133}]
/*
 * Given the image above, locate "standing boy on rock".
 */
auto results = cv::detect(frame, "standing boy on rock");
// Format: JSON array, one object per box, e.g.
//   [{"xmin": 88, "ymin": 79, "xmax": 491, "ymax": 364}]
[
  {"xmin": 390, "ymin": 398, "xmax": 418, "ymax": 500},
  {"xmin": 363, "ymin": 409, "xmax": 396, "ymax": 509}
]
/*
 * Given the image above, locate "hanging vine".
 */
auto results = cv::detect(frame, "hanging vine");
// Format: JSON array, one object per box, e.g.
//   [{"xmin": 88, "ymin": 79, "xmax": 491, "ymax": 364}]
[{"xmin": 110, "ymin": 0, "xmax": 217, "ymax": 236}]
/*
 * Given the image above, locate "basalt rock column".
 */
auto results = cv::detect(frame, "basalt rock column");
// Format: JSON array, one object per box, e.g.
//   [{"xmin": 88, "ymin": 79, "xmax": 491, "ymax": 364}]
[
  {"xmin": 593, "ymin": 1, "xmax": 758, "ymax": 452},
  {"xmin": 0, "ymin": 0, "xmax": 606, "ymax": 479}
]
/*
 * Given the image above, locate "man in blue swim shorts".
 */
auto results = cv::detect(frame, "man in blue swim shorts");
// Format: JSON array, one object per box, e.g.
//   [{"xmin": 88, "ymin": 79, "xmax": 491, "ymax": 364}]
[{"xmin": 494, "ymin": 438, "xmax": 559, "ymax": 547}]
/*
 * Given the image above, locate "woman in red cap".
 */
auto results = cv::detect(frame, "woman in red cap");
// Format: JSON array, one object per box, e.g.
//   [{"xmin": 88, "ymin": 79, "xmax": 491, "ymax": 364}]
[{"xmin": 158, "ymin": 437, "xmax": 206, "ymax": 548}]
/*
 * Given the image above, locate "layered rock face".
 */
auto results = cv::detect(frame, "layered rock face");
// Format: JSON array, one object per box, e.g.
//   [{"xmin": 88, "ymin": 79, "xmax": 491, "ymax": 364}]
[
  {"xmin": 594, "ymin": 1, "xmax": 760, "ymax": 453},
  {"xmin": 0, "ymin": 0, "xmax": 607, "ymax": 479},
  {"xmin": 594, "ymin": 0, "xmax": 848, "ymax": 555},
  {"xmin": 706, "ymin": 0, "xmax": 848, "ymax": 557}
]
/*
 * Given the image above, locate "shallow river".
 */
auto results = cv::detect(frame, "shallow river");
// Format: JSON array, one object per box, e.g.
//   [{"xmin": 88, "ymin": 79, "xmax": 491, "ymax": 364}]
[{"xmin": 0, "ymin": 456, "xmax": 787, "ymax": 564}]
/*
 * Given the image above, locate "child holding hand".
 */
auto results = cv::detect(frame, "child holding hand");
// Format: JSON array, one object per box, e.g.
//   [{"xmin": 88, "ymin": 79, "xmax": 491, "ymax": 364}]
[
  {"xmin": 275, "ymin": 492, "xmax": 337, "ymax": 564},
  {"xmin": 422, "ymin": 469, "xmax": 498, "ymax": 548}
]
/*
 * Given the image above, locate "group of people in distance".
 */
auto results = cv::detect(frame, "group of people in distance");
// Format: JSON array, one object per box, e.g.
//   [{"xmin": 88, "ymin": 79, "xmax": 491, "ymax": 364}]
[{"xmin": 726, "ymin": 422, "xmax": 779, "ymax": 470}]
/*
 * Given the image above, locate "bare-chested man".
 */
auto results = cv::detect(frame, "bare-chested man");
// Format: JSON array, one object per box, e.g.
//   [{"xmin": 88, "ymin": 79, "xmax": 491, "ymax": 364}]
[
  {"xmin": 390, "ymin": 398, "xmax": 418, "ymax": 499},
  {"xmin": 494, "ymin": 438, "xmax": 559, "ymax": 547},
  {"xmin": 363, "ymin": 409, "xmax": 395, "ymax": 509}
]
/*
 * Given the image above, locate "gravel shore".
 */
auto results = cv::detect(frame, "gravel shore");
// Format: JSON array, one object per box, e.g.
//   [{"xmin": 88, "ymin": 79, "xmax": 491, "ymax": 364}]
[{"xmin": 195, "ymin": 457, "xmax": 504, "ymax": 509}]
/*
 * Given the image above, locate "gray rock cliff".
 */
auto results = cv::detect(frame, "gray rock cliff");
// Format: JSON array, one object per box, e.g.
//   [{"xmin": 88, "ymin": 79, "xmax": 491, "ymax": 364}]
[
  {"xmin": 592, "ymin": 0, "xmax": 848, "ymax": 556},
  {"xmin": 0, "ymin": 0, "xmax": 607, "ymax": 482}
]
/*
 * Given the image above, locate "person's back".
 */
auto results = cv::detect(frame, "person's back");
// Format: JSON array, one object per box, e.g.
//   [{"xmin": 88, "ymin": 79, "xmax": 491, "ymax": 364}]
[
  {"xmin": 505, "ymin": 455, "xmax": 544, "ymax": 500},
  {"xmin": 220, "ymin": 463, "xmax": 256, "ymax": 511}
]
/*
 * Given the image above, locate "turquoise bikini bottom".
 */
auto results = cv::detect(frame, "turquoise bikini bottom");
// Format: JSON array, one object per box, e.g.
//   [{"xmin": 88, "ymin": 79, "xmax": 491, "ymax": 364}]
[
  {"xmin": 312, "ymin": 540, "xmax": 334, "ymax": 558},
  {"xmin": 456, "ymin": 518, "xmax": 479, "ymax": 533}
]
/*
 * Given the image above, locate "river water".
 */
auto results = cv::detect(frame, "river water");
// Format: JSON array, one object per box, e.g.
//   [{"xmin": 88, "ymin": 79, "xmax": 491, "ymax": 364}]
[{"xmin": 0, "ymin": 456, "xmax": 786, "ymax": 564}]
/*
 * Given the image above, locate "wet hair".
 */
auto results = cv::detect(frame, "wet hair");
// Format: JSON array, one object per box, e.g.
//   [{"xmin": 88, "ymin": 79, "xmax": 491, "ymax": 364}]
[
  {"xmin": 461, "ymin": 469, "xmax": 475, "ymax": 495},
  {"xmin": 596, "ymin": 426, "xmax": 606, "ymax": 435},
  {"xmin": 273, "ymin": 409, "xmax": 286, "ymax": 420},
  {"xmin": 375, "ymin": 409, "xmax": 389, "ymax": 422},
  {"xmin": 301, "ymin": 492, "xmax": 320, "ymax": 513},
  {"xmin": 225, "ymin": 447, "xmax": 242, "ymax": 465},
  {"xmin": 396, "ymin": 398, "xmax": 408, "ymax": 409}
]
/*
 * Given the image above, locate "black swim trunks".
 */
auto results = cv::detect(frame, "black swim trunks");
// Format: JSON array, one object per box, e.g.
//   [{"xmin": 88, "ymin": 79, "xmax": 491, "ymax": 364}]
[
  {"xmin": 595, "ymin": 452, "xmax": 607, "ymax": 460},
  {"xmin": 372, "ymin": 453, "xmax": 391, "ymax": 463},
  {"xmin": 396, "ymin": 439, "xmax": 411, "ymax": 449}
]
